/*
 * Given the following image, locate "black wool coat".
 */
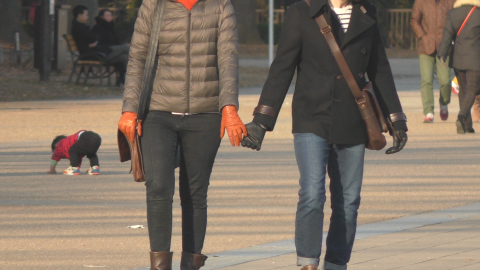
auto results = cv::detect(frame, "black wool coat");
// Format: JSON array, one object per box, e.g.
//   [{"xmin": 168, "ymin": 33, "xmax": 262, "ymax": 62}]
[
  {"xmin": 253, "ymin": 0, "xmax": 407, "ymax": 145},
  {"xmin": 91, "ymin": 16, "xmax": 121, "ymax": 55},
  {"xmin": 71, "ymin": 20, "xmax": 98, "ymax": 55},
  {"xmin": 438, "ymin": 3, "xmax": 480, "ymax": 71}
]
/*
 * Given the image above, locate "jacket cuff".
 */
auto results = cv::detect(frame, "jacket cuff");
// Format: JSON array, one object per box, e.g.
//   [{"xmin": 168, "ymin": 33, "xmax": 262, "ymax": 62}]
[
  {"xmin": 253, "ymin": 114, "xmax": 275, "ymax": 131},
  {"xmin": 393, "ymin": 120, "xmax": 408, "ymax": 132},
  {"xmin": 122, "ymin": 99, "xmax": 139, "ymax": 114},
  {"xmin": 220, "ymin": 93, "xmax": 239, "ymax": 111}
]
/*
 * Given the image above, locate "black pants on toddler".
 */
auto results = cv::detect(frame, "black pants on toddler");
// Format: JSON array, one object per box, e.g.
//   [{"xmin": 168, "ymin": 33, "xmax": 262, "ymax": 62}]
[{"xmin": 69, "ymin": 131, "xmax": 102, "ymax": 167}]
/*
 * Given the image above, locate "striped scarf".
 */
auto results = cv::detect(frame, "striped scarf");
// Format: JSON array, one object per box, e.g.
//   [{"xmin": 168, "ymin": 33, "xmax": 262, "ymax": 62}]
[{"xmin": 331, "ymin": 4, "xmax": 353, "ymax": 33}]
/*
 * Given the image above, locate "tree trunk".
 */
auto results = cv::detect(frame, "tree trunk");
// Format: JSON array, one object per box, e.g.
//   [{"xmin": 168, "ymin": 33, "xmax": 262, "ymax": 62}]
[
  {"xmin": 0, "ymin": 0, "xmax": 28, "ymax": 43},
  {"xmin": 231, "ymin": 0, "xmax": 264, "ymax": 44}
]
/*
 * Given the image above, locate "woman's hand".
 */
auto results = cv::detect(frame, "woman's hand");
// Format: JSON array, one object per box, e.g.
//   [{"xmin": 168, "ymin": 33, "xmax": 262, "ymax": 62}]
[
  {"xmin": 386, "ymin": 130, "xmax": 408, "ymax": 154},
  {"xmin": 89, "ymin": 41, "xmax": 98, "ymax": 48},
  {"xmin": 118, "ymin": 112, "xmax": 138, "ymax": 142},
  {"xmin": 221, "ymin": 106, "xmax": 247, "ymax": 146}
]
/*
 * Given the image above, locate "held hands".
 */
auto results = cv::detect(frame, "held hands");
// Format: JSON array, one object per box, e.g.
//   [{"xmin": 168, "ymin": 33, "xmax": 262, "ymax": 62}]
[
  {"xmin": 386, "ymin": 130, "xmax": 408, "ymax": 154},
  {"xmin": 440, "ymin": 56, "xmax": 447, "ymax": 67},
  {"xmin": 118, "ymin": 112, "xmax": 140, "ymax": 143},
  {"xmin": 221, "ymin": 106, "xmax": 248, "ymax": 146},
  {"xmin": 241, "ymin": 121, "xmax": 267, "ymax": 151}
]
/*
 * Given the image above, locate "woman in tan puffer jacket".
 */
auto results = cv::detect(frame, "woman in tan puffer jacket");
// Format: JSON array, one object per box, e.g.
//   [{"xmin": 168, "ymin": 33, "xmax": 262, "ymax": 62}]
[{"xmin": 118, "ymin": 0, "xmax": 246, "ymax": 269}]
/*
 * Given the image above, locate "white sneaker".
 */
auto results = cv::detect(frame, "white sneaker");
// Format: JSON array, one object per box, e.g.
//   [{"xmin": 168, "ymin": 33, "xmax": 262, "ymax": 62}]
[
  {"xmin": 87, "ymin": 166, "xmax": 100, "ymax": 175},
  {"xmin": 423, "ymin": 113, "xmax": 434, "ymax": 123},
  {"xmin": 63, "ymin": 166, "xmax": 80, "ymax": 175}
]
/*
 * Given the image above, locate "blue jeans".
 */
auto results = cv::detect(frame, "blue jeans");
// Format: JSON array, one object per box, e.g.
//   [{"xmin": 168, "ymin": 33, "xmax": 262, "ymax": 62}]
[{"xmin": 294, "ymin": 133, "xmax": 365, "ymax": 269}]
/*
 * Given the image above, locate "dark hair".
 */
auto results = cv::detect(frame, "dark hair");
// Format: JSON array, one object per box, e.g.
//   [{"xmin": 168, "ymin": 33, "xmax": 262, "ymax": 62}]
[
  {"xmin": 51, "ymin": 135, "xmax": 67, "ymax": 152},
  {"xmin": 98, "ymin": 9, "xmax": 112, "ymax": 17},
  {"xmin": 73, "ymin": 5, "xmax": 88, "ymax": 19}
]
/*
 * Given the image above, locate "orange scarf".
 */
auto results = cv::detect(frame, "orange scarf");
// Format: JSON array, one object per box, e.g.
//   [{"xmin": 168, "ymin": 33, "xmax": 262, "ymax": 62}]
[{"xmin": 177, "ymin": 0, "xmax": 198, "ymax": 10}]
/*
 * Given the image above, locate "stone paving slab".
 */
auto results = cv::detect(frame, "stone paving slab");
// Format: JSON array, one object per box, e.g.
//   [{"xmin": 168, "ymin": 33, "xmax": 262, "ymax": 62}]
[
  {"xmin": 136, "ymin": 202, "xmax": 480, "ymax": 269},
  {"xmin": 209, "ymin": 213, "xmax": 480, "ymax": 270}
]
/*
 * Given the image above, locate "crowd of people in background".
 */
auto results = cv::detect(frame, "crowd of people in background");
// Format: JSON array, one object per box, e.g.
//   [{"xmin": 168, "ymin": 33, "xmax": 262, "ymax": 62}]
[{"xmin": 411, "ymin": 0, "xmax": 480, "ymax": 134}]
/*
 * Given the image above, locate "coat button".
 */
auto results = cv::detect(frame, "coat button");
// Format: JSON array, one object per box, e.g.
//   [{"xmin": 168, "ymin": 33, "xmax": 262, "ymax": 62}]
[
  {"xmin": 358, "ymin": 73, "xmax": 364, "ymax": 78},
  {"xmin": 333, "ymin": 98, "xmax": 339, "ymax": 103},
  {"xmin": 361, "ymin": 48, "xmax": 367, "ymax": 54},
  {"xmin": 336, "ymin": 75, "xmax": 342, "ymax": 79}
]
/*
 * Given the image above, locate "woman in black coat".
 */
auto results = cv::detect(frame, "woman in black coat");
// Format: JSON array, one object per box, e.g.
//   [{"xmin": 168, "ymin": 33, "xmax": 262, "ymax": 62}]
[
  {"xmin": 91, "ymin": 9, "xmax": 121, "ymax": 51},
  {"xmin": 439, "ymin": 0, "xmax": 480, "ymax": 134},
  {"xmin": 91, "ymin": 9, "xmax": 130, "ymax": 85},
  {"xmin": 242, "ymin": 0, "xmax": 408, "ymax": 269}
]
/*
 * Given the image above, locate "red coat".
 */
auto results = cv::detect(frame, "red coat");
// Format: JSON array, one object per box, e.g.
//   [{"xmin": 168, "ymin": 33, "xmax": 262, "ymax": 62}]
[{"xmin": 51, "ymin": 130, "xmax": 86, "ymax": 162}]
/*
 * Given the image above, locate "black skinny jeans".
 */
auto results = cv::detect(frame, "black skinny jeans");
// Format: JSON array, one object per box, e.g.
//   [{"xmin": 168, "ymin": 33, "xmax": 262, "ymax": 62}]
[
  {"xmin": 141, "ymin": 111, "xmax": 221, "ymax": 254},
  {"xmin": 455, "ymin": 69, "xmax": 480, "ymax": 128},
  {"xmin": 69, "ymin": 131, "xmax": 102, "ymax": 167}
]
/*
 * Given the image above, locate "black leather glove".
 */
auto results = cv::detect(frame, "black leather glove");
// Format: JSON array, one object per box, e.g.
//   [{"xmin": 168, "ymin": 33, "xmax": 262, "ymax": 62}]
[
  {"xmin": 241, "ymin": 121, "xmax": 267, "ymax": 151},
  {"xmin": 386, "ymin": 130, "xmax": 407, "ymax": 154}
]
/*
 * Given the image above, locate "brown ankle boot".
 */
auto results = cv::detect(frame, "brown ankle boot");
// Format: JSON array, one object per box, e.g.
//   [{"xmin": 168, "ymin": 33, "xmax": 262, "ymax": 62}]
[
  {"xmin": 150, "ymin": 251, "xmax": 173, "ymax": 270},
  {"xmin": 301, "ymin": 265, "xmax": 318, "ymax": 270},
  {"xmin": 180, "ymin": 252, "xmax": 208, "ymax": 270},
  {"xmin": 473, "ymin": 96, "xmax": 480, "ymax": 122}
]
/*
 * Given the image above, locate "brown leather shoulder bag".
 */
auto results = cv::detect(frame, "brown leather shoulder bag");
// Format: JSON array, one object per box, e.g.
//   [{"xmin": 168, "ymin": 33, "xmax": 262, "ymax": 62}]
[
  {"xmin": 305, "ymin": 0, "xmax": 391, "ymax": 150},
  {"xmin": 118, "ymin": 0, "xmax": 166, "ymax": 182}
]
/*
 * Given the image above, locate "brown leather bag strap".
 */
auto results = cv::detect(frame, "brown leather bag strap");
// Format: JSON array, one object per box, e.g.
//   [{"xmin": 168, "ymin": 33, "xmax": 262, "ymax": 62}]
[
  {"xmin": 137, "ymin": 0, "xmax": 166, "ymax": 122},
  {"xmin": 304, "ymin": 0, "xmax": 364, "ymax": 102},
  {"xmin": 316, "ymin": 15, "xmax": 364, "ymax": 102}
]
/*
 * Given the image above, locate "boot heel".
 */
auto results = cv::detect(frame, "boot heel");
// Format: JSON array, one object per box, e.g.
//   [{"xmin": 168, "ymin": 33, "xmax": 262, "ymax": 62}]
[
  {"xmin": 150, "ymin": 251, "xmax": 173, "ymax": 270},
  {"xmin": 180, "ymin": 252, "xmax": 208, "ymax": 270}
]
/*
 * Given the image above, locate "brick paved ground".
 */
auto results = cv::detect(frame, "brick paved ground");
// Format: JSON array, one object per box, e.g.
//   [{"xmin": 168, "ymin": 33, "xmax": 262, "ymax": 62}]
[{"xmin": 1, "ymin": 58, "xmax": 479, "ymax": 269}]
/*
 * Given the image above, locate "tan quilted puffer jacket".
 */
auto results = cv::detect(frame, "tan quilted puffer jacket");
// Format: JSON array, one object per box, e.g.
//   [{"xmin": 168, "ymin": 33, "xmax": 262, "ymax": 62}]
[
  {"xmin": 411, "ymin": 0, "xmax": 456, "ymax": 55},
  {"xmin": 122, "ymin": 0, "xmax": 239, "ymax": 114}
]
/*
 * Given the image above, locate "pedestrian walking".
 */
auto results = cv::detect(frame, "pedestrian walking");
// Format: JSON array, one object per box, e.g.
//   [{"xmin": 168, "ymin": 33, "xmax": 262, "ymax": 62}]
[
  {"xmin": 117, "ymin": 0, "xmax": 246, "ymax": 269},
  {"xmin": 438, "ymin": 0, "xmax": 480, "ymax": 134},
  {"xmin": 411, "ymin": 0, "xmax": 456, "ymax": 123},
  {"xmin": 241, "ymin": 0, "xmax": 408, "ymax": 269}
]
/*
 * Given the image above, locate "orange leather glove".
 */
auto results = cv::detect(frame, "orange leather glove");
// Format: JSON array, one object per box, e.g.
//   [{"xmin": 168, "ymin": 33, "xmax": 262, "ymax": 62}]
[
  {"xmin": 221, "ymin": 105, "xmax": 247, "ymax": 147},
  {"xmin": 118, "ymin": 112, "xmax": 141, "ymax": 143}
]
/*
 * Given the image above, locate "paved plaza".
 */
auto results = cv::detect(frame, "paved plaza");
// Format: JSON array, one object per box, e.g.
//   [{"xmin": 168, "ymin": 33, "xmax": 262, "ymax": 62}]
[{"xmin": 1, "ymin": 58, "xmax": 480, "ymax": 269}]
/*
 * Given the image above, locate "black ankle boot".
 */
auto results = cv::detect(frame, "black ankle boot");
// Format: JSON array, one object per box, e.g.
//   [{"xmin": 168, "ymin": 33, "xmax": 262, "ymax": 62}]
[
  {"xmin": 456, "ymin": 116, "xmax": 466, "ymax": 134},
  {"xmin": 180, "ymin": 252, "xmax": 208, "ymax": 270},
  {"xmin": 150, "ymin": 251, "xmax": 173, "ymax": 270}
]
